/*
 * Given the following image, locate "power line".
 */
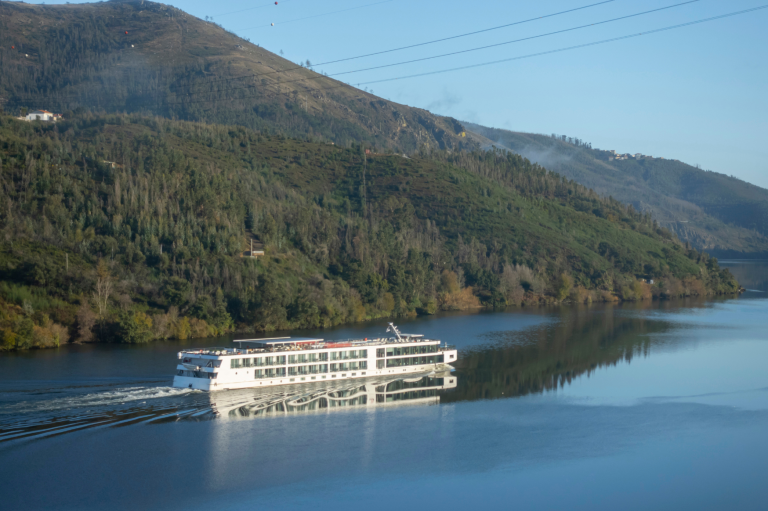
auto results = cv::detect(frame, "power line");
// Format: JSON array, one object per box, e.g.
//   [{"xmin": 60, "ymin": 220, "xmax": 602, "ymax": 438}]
[
  {"xmin": 163, "ymin": 4, "xmax": 768, "ymax": 106},
  {"xmin": 168, "ymin": 0, "xmax": 702, "ymax": 99},
  {"xmin": 314, "ymin": 0, "xmax": 619, "ymax": 66},
  {"xmin": 358, "ymin": 5, "xmax": 768, "ymax": 86},
  {"xmin": 326, "ymin": 0, "xmax": 702, "ymax": 78},
  {"xmin": 167, "ymin": 0, "xmax": 623, "ymax": 92}
]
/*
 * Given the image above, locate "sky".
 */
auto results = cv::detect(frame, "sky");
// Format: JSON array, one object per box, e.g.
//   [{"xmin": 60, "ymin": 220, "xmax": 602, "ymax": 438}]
[{"xmin": 26, "ymin": 0, "xmax": 768, "ymax": 189}]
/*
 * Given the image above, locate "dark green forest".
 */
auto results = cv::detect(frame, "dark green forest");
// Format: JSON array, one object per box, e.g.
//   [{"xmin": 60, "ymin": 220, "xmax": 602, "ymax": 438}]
[{"xmin": 0, "ymin": 113, "xmax": 738, "ymax": 351}]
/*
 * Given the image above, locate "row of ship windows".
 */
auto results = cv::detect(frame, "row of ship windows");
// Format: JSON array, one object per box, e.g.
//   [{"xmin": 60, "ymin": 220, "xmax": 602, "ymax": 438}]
[
  {"xmin": 256, "ymin": 362, "xmax": 368, "ymax": 378},
  {"xmin": 376, "ymin": 345, "xmax": 439, "ymax": 357},
  {"xmin": 230, "ymin": 350, "xmax": 368, "ymax": 369},
  {"xmin": 178, "ymin": 358, "xmax": 439, "ymax": 380},
  {"xmin": 385, "ymin": 355, "xmax": 444, "ymax": 367}
]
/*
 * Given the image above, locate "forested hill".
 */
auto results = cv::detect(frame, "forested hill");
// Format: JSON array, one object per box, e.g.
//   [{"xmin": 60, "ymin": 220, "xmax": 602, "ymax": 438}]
[
  {"xmin": 465, "ymin": 123, "xmax": 768, "ymax": 257},
  {"xmin": 0, "ymin": 0, "xmax": 470, "ymax": 152},
  {"xmin": 0, "ymin": 113, "xmax": 738, "ymax": 350}
]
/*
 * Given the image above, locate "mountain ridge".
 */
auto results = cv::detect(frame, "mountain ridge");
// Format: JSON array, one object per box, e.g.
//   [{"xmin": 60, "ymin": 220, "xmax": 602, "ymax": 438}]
[
  {"xmin": 0, "ymin": 0, "xmax": 471, "ymax": 152},
  {"xmin": 464, "ymin": 122, "xmax": 768, "ymax": 257}
]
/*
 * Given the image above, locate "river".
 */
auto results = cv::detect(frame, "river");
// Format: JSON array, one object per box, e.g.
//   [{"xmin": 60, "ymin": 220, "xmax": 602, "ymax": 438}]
[{"xmin": 1, "ymin": 261, "xmax": 767, "ymax": 510}]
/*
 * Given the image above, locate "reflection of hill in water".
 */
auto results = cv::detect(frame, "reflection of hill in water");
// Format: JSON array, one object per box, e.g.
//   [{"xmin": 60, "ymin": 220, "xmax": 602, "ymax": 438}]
[
  {"xmin": 446, "ymin": 304, "xmax": 679, "ymax": 403},
  {"xmin": 720, "ymin": 261, "xmax": 768, "ymax": 293},
  {"xmin": 208, "ymin": 373, "xmax": 457, "ymax": 419}
]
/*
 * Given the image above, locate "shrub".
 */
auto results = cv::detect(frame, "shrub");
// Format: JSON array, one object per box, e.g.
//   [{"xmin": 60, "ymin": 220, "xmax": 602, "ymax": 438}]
[{"xmin": 115, "ymin": 310, "xmax": 154, "ymax": 344}]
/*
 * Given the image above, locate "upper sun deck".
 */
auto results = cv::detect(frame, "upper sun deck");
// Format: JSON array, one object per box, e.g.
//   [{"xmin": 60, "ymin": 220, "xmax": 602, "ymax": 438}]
[
  {"xmin": 179, "ymin": 334, "xmax": 439, "ymax": 357},
  {"xmin": 178, "ymin": 323, "xmax": 454, "ymax": 358}
]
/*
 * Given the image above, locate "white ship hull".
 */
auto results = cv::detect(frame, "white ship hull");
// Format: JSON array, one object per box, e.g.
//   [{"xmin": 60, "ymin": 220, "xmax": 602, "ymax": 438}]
[{"xmin": 173, "ymin": 362, "xmax": 456, "ymax": 391}]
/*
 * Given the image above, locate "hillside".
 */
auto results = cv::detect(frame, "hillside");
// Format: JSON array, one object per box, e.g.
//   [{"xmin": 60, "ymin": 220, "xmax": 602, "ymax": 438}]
[
  {"xmin": 465, "ymin": 123, "xmax": 768, "ymax": 257},
  {"xmin": 0, "ymin": 0, "xmax": 470, "ymax": 152},
  {"xmin": 0, "ymin": 113, "xmax": 738, "ymax": 351}
]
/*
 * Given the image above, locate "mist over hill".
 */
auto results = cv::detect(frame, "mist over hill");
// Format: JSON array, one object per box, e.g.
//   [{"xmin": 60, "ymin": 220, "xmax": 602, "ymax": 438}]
[
  {"xmin": 465, "ymin": 122, "xmax": 768, "ymax": 257},
  {"xmin": 0, "ymin": 0, "xmax": 470, "ymax": 152}
]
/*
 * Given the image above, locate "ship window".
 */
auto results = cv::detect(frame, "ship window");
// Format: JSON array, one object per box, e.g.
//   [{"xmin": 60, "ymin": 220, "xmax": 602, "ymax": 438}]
[
  {"xmin": 376, "ymin": 349, "xmax": 385, "ymax": 358},
  {"xmin": 231, "ymin": 359, "xmax": 242, "ymax": 369},
  {"xmin": 377, "ymin": 360, "xmax": 384, "ymax": 369},
  {"xmin": 385, "ymin": 355, "xmax": 442, "ymax": 368}
]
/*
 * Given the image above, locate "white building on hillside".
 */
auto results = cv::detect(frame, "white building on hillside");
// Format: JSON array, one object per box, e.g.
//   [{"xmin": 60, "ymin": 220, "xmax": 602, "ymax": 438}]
[{"xmin": 23, "ymin": 110, "xmax": 62, "ymax": 122}]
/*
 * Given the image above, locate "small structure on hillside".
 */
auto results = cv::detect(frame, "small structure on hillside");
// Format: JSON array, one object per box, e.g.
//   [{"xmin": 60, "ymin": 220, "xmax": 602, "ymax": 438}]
[
  {"xmin": 23, "ymin": 110, "xmax": 62, "ymax": 122},
  {"xmin": 242, "ymin": 238, "xmax": 265, "ymax": 258}
]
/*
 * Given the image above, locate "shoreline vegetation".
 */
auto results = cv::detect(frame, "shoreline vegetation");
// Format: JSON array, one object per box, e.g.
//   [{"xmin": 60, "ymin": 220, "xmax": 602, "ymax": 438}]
[{"xmin": 0, "ymin": 113, "xmax": 740, "ymax": 352}]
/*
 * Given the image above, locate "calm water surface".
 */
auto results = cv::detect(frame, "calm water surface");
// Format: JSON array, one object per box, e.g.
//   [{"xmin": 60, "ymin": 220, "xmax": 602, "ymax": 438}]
[{"xmin": 1, "ymin": 261, "xmax": 767, "ymax": 510}]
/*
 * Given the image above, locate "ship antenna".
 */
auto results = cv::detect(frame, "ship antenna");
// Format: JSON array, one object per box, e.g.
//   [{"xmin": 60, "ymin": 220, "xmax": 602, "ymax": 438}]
[{"xmin": 386, "ymin": 322, "xmax": 402, "ymax": 340}]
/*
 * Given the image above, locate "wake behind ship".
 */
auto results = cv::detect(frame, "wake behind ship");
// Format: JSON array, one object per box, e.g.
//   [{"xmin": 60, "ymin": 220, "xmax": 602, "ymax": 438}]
[{"xmin": 173, "ymin": 323, "xmax": 458, "ymax": 391}]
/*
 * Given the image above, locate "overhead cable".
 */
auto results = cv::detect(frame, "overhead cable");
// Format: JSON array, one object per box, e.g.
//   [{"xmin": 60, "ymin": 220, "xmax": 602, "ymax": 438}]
[
  {"xmin": 169, "ymin": 0, "xmax": 703, "ymax": 98},
  {"xmin": 167, "ymin": 4, "xmax": 768, "ymax": 106},
  {"xmin": 314, "ymin": 0, "xmax": 619, "ymax": 66},
  {"xmin": 168, "ymin": 0, "xmax": 622, "ymax": 91}
]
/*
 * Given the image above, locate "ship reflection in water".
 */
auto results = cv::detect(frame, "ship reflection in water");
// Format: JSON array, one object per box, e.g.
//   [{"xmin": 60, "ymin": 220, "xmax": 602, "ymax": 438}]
[{"xmin": 208, "ymin": 372, "xmax": 457, "ymax": 419}]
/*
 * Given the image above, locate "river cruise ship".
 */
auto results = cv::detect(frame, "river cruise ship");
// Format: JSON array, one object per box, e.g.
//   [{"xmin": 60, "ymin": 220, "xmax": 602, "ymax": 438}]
[{"xmin": 173, "ymin": 323, "xmax": 458, "ymax": 391}]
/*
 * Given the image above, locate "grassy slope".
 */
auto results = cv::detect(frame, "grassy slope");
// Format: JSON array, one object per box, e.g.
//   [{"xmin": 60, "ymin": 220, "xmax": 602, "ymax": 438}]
[
  {"xmin": 465, "ymin": 123, "xmax": 768, "ymax": 256},
  {"xmin": 0, "ymin": 0, "xmax": 470, "ymax": 152}
]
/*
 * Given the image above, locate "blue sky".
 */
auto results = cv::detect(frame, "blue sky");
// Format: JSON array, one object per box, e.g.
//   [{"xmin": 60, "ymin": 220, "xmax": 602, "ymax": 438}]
[{"xmin": 30, "ymin": 0, "xmax": 768, "ymax": 188}]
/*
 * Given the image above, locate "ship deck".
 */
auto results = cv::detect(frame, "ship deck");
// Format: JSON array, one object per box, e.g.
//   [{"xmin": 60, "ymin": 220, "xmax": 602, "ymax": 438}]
[{"xmin": 180, "ymin": 336, "xmax": 455, "ymax": 357}]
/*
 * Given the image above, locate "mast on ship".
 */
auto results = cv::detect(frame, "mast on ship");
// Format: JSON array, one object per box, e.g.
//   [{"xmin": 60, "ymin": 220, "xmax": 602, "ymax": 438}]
[{"xmin": 386, "ymin": 323, "xmax": 403, "ymax": 340}]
